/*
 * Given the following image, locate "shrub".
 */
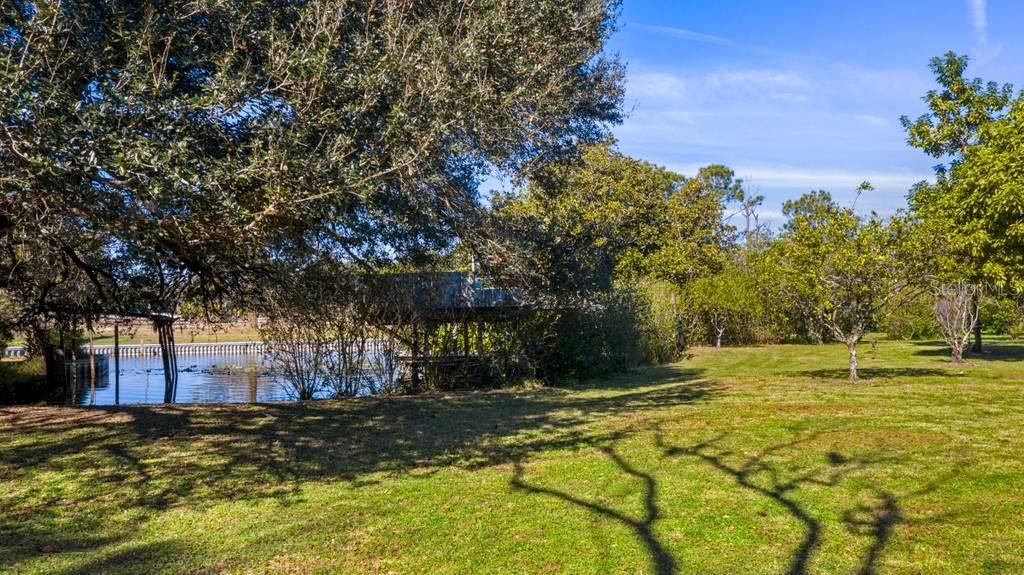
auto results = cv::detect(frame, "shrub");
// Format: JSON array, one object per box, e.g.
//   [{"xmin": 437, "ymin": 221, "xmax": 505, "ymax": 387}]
[
  {"xmin": 635, "ymin": 279, "xmax": 684, "ymax": 365},
  {"xmin": 881, "ymin": 292, "xmax": 939, "ymax": 340},
  {"xmin": 528, "ymin": 281, "xmax": 683, "ymax": 384}
]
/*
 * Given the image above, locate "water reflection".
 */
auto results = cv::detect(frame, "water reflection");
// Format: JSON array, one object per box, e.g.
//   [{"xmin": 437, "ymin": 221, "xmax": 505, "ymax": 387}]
[{"xmin": 73, "ymin": 353, "xmax": 306, "ymax": 406}]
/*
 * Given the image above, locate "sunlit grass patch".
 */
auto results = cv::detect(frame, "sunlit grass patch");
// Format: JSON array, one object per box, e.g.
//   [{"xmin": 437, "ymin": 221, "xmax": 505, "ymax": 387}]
[{"xmin": 2, "ymin": 339, "xmax": 1023, "ymax": 574}]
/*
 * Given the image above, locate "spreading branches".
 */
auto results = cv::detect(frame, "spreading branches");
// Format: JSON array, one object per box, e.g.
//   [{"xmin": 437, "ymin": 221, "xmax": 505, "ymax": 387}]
[{"xmin": 933, "ymin": 281, "xmax": 981, "ymax": 364}]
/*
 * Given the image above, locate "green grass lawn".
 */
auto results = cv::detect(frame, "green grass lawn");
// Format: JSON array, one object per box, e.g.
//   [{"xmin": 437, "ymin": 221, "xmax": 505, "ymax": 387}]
[
  {"xmin": 2, "ymin": 339, "xmax": 1023, "ymax": 574},
  {"xmin": 90, "ymin": 325, "xmax": 262, "ymax": 345}
]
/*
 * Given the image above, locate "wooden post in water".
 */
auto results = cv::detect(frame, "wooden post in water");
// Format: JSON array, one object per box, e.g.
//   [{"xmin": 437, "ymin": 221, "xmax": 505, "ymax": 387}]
[
  {"xmin": 59, "ymin": 328, "xmax": 68, "ymax": 399},
  {"xmin": 89, "ymin": 335, "xmax": 96, "ymax": 406},
  {"xmin": 70, "ymin": 342, "xmax": 78, "ymax": 404},
  {"xmin": 114, "ymin": 324, "xmax": 120, "ymax": 405},
  {"xmin": 248, "ymin": 369, "xmax": 257, "ymax": 403},
  {"xmin": 411, "ymin": 323, "xmax": 421, "ymax": 389}
]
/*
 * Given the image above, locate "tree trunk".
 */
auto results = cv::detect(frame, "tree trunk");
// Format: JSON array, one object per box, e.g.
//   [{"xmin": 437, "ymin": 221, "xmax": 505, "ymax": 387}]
[
  {"xmin": 971, "ymin": 293, "xmax": 983, "ymax": 353},
  {"xmin": 156, "ymin": 318, "xmax": 179, "ymax": 403},
  {"xmin": 951, "ymin": 345, "xmax": 964, "ymax": 364},
  {"xmin": 114, "ymin": 324, "xmax": 120, "ymax": 406},
  {"xmin": 69, "ymin": 344, "xmax": 78, "ymax": 403},
  {"xmin": 411, "ymin": 323, "xmax": 421, "ymax": 390},
  {"xmin": 43, "ymin": 341, "xmax": 64, "ymax": 389},
  {"xmin": 847, "ymin": 339, "xmax": 859, "ymax": 381},
  {"xmin": 31, "ymin": 326, "xmax": 64, "ymax": 390},
  {"xmin": 675, "ymin": 314, "xmax": 686, "ymax": 353},
  {"xmin": 711, "ymin": 316, "xmax": 724, "ymax": 349}
]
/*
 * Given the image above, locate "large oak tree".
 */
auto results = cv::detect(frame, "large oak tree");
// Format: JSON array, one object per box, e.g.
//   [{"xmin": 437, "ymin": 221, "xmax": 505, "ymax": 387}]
[{"xmin": 1, "ymin": 0, "xmax": 624, "ymax": 391}]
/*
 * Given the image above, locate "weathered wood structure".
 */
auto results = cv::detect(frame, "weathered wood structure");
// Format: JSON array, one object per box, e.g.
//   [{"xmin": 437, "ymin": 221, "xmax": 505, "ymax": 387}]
[{"xmin": 365, "ymin": 272, "xmax": 532, "ymax": 389}]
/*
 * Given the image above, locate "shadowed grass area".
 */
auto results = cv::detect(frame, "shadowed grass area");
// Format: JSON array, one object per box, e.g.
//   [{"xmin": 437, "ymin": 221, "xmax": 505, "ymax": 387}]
[
  {"xmin": 2, "ymin": 340, "xmax": 1023, "ymax": 573},
  {"xmin": 0, "ymin": 357, "xmax": 47, "ymax": 404},
  {"xmin": 0, "ymin": 357, "xmax": 45, "ymax": 384}
]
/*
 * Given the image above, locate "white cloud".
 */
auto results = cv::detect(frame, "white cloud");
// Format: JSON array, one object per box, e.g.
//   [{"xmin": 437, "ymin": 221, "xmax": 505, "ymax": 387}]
[
  {"xmin": 969, "ymin": 0, "xmax": 988, "ymax": 45},
  {"xmin": 628, "ymin": 72, "xmax": 687, "ymax": 101},
  {"xmin": 704, "ymin": 70, "xmax": 807, "ymax": 90},
  {"xmin": 736, "ymin": 166, "xmax": 928, "ymax": 191},
  {"xmin": 615, "ymin": 56, "xmax": 940, "ymax": 215},
  {"xmin": 854, "ymin": 114, "xmax": 889, "ymax": 127},
  {"xmin": 668, "ymin": 164, "xmax": 930, "ymax": 193},
  {"xmin": 632, "ymin": 24, "xmax": 733, "ymax": 46},
  {"xmin": 626, "ymin": 68, "xmax": 812, "ymax": 109}
]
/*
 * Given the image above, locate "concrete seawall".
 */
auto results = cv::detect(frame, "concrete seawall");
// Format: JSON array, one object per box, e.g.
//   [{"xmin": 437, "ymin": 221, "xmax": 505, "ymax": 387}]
[{"xmin": 3, "ymin": 342, "xmax": 269, "ymax": 359}]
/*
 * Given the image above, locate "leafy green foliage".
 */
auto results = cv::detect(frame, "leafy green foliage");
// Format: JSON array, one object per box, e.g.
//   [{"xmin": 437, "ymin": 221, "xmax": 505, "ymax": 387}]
[
  {"xmin": 936, "ymin": 103, "xmax": 1024, "ymax": 290},
  {"xmin": 490, "ymin": 144, "xmax": 730, "ymax": 378},
  {"xmin": 684, "ymin": 258, "xmax": 762, "ymax": 347},
  {"xmin": 634, "ymin": 279, "xmax": 685, "ymax": 364},
  {"xmin": 981, "ymin": 294, "xmax": 1024, "ymax": 339},
  {"xmin": 0, "ymin": 0, "xmax": 625, "ymax": 385},
  {"xmin": 774, "ymin": 191, "xmax": 909, "ymax": 378},
  {"xmin": 529, "ymin": 288, "xmax": 645, "ymax": 382},
  {"xmin": 903, "ymin": 52, "xmax": 1023, "ymax": 291},
  {"xmin": 492, "ymin": 143, "xmax": 730, "ymax": 296},
  {"xmin": 900, "ymin": 52, "xmax": 1014, "ymax": 163},
  {"xmin": 880, "ymin": 292, "xmax": 940, "ymax": 340}
]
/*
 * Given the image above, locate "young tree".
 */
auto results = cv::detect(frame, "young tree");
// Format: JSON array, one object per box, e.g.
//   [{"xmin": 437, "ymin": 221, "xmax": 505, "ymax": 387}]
[
  {"xmin": 764, "ymin": 191, "xmax": 843, "ymax": 344},
  {"xmin": 933, "ymin": 282, "xmax": 982, "ymax": 364},
  {"xmin": 685, "ymin": 261, "xmax": 759, "ymax": 348},
  {"xmin": 778, "ymin": 192, "xmax": 907, "ymax": 381}
]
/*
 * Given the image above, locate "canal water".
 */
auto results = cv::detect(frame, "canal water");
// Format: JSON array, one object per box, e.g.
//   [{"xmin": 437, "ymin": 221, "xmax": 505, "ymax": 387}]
[{"xmin": 71, "ymin": 352, "xmax": 301, "ymax": 406}]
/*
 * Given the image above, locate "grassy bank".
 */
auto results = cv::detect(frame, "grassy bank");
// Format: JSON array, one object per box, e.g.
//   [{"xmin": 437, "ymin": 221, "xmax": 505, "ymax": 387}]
[
  {"xmin": 0, "ymin": 357, "xmax": 47, "ymax": 405},
  {"xmin": 7, "ymin": 325, "xmax": 261, "ymax": 348},
  {"xmin": 0, "ymin": 357, "xmax": 45, "ymax": 384},
  {"xmin": 2, "ymin": 340, "xmax": 1023, "ymax": 574}
]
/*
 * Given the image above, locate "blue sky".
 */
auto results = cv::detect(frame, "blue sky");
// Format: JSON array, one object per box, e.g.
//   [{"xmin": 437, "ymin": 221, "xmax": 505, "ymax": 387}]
[{"xmin": 608, "ymin": 0, "xmax": 1024, "ymax": 224}]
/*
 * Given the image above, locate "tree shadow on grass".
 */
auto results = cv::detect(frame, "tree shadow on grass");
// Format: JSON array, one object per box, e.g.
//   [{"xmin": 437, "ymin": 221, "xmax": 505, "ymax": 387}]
[
  {"xmin": 911, "ymin": 340, "xmax": 1024, "ymax": 362},
  {"xmin": 842, "ymin": 475, "xmax": 959, "ymax": 575},
  {"xmin": 656, "ymin": 431, "xmax": 949, "ymax": 575},
  {"xmin": 0, "ymin": 524, "xmax": 129, "ymax": 573},
  {"xmin": 49, "ymin": 540, "xmax": 189, "ymax": 575},
  {"xmin": 511, "ymin": 445, "xmax": 678, "ymax": 575},
  {"xmin": 658, "ymin": 432, "xmax": 877, "ymax": 575},
  {"xmin": 0, "ymin": 365, "xmax": 715, "ymax": 571},
  {"xmin": 793, "ymin": 367, "xmax": 950, "ymax": 381},
  {"xmin": 842, "ymin": 490, "xmax": 902, "ymax": 575},
  {"xmin": 506, "ymin": 429, "xmax": 953, "ymax": 575}
]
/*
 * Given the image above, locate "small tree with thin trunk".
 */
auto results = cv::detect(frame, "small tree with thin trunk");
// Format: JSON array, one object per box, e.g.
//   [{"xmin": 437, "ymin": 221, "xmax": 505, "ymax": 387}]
[
  {"xmin": 933, "ymin": 282, "xmax": 981, "ymax": 364},
  {"xmin": 685, "ymin": 263, "xmax": 758, "ymax": 349},
  {"xmin": 779, "ymin": 190, "xmax": 907, "ymax": 381},
  {"xmin": 258, "ymin": 262, "xmax": 361, "ymax": 400}
]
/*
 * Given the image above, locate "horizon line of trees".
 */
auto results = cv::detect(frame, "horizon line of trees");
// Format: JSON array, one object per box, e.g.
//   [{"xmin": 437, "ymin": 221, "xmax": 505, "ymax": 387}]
[{"xmin": 482, "ymin": 51, "xmax": 1024, "ymax": 382}]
